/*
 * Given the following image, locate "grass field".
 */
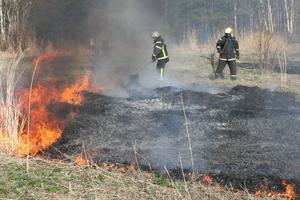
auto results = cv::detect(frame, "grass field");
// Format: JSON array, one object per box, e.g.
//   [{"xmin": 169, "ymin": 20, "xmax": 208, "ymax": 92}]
[
  {"xmin": 1, "ymin": 46, "xmax": 299, "ymax": 199},
  {"xmin": 0, "ymin": 154, "xmax": 286, "ymax": 200}
]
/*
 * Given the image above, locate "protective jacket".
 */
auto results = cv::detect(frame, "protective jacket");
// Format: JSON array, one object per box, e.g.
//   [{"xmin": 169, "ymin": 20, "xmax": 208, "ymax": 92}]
[
  {"xmin": 152, "ymin": 37, "xmax": 169, "ymax": 62},
  {"xmin": 216, "ymin": 36, "xmax": 239, "ymax": 61}
]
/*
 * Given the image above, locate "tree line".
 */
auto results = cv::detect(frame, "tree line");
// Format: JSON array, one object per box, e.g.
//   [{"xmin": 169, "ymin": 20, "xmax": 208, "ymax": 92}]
[
  {"xmin": 0, "ymin": 0, "xmax": 299, "ymax": 51},
  {"xmin": 162, "ymin": 0, "xmax": 300, "ymax": 41}
]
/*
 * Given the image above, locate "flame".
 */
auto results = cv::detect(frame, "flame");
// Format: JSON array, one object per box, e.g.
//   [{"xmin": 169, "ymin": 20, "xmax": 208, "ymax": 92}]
[
  {"xmin": 202, "ymin": 174, "xmax": 213, "ymax": 186},
  {"xmin": 32, "ymin": 50, "xmax": 67, "ymax": 66},
  {"xmin": 61, "ymin": 75, "xmax": 95, "ymax": 105},
  {"xmin": 255, "ymin": 179, "xmax": 298, "ymax": 199},
  {"xmin": 16, "ymin": 51, "xmax": 97, "ymax": 156},
  {"xmin": 17, "ymin": 76, "xmax": 93, "ymax": 156},
  {"xmin": 75, "ymin": 154, "xmax": 88, "ymax": 167},
  {"xmin": 282, "ymin": 180, "xmax": 297, "ymax": 200}
]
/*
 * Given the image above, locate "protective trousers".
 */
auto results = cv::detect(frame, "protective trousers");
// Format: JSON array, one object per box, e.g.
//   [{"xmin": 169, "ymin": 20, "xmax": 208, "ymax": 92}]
[
  {"xmin": 215, "ymin": 60, "xmax": 237, "ymax": 80},
  {"xmin": 157, "ymin": 60, "xmax": 166, "ymax": 80}
]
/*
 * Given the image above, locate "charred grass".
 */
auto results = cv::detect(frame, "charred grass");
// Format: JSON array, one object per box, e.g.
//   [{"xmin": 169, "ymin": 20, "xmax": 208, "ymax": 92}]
[{"xmin": 0, "ymin": 154, "xmax": 283, "ymax": 200}]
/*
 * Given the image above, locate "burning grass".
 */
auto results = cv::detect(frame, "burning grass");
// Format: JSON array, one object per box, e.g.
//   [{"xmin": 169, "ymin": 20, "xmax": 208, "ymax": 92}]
[
  {"xmin": 1, "ymin": 47, "xmax": 300, "ymax": 199},
  {"xmin": 254, "ymin": 180, "xmax": 298, "ymax": 200},
  {"xmin": 0, "ymin": 50, "xmax": 98, "ymax": 157},
  {"xmin": 0, "ymin": 53, "xmax": 25, "ymax": 155}
]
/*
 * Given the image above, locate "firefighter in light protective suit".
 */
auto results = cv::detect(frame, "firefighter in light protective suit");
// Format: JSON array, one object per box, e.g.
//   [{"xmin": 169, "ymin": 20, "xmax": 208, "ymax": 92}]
[
  {"xmin": 215, "ymin": 27, "xmax": 240, "ymax": 80},
  {"xmin": 151, "ymin": 31, "xmax": 169, "ymax": 80}
]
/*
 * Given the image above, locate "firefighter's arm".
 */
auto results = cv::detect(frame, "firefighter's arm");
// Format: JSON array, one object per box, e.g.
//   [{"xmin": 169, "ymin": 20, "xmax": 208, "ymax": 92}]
[
  {"xmin": 234, "ymin": 40, "xmax": 240, "ymax": 59},
  {"xmin": 216, "ymin": 39, "xmax": 224, "ymax": 53},
  {"xmin": 152, "ymin": 42, "xmax": 162, "ymax": 61}
]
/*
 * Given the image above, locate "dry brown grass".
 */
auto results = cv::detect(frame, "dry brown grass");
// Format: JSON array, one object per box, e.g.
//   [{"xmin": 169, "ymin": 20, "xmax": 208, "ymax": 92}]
[
  {"xmin": 0, "ymin": 53, "xmax": 25, "ymax": 155},
  {"xmin": 173, "ymin": 30, "xmax": 290, "ymax": 60},
  {"xmin": 238, "ymin": 32, "xmax": 289, "ymax": 62}
]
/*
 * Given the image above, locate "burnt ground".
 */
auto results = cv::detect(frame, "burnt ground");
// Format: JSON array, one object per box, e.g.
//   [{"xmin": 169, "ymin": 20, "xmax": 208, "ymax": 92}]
[{"xmin": 50, "ymin": 85, "xmax": 300, "ymax": 191}]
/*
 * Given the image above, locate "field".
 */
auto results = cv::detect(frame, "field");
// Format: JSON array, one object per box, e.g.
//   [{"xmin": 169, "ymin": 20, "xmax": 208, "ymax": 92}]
[{"xmin": 0, "ymin": 43, "xmax": 300, "ymax": 199}]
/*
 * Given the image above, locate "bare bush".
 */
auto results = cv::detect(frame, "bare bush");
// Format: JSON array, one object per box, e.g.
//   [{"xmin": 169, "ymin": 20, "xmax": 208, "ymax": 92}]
[
  {"xmin": 277, "ymin": 48, "xmax": 288, "ymax": 91},
  {"xmin": 238, "ymin": 31, "xmax": 288, "ymax": 73},
  {"xmin": 0, "ymin": 53, "xmax": 24, "ymax": 155}
]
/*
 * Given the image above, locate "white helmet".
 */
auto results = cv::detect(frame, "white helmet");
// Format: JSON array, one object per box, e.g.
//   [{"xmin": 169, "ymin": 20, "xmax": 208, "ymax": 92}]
[
  {"xmin": 224, "ymin": 27, "xmax": 233, "ymax": 34},
  {"xmin": 151, "ymin": 31, "xmax": 160, "ymax": 38}
]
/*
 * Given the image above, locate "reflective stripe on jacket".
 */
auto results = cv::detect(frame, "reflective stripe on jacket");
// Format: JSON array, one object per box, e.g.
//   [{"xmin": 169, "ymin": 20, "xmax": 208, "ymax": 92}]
[{"xmin": 153, "ymin": 37, "xmax": 169, "ymax": 61}]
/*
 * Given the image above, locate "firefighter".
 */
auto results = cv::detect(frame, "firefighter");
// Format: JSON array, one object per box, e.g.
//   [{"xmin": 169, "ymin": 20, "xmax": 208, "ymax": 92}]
[
  {"xmin": 151, "ymin": 31, "xmax": 169, "ymax": 80},
  {"xmin": 215, "ymin": 27, "xmax": 240, "ymax": 80}
]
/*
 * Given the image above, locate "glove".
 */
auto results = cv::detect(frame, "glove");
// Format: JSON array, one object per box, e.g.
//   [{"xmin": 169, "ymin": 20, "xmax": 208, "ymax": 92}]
[
  {"xmin": 152, "ymin": 55, "xmax": 156, "ymax": 62},
  {"xmin": 236, "ymin": 52, "xmax": 240, "ymax": 60}
]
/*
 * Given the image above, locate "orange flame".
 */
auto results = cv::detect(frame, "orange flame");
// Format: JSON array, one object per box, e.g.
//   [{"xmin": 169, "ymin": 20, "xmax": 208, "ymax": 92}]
[
  {"xmin": 16, "ymin": 50, "xmax": 97, "ymax": 156},
  {"xmin": 75, "ymin": 154, "xmax": 88, "ymax": 167},
  {"xmin": 0, "ymin": 50, "xmax": 110, "ymax": 157},
  {"xmin": 202, "ymin": 174, "xmax": 213, "ymax": 186},
  {"xmin": 32, "ymin": 50, "xmax": 67, "ymax": 66},
  {"xmin": 255, "ymin": 179, "xmax": 298, "ymax": 199},
  {"xmin": 282, "ymin": 180, "xmax": 297, "ymax": 200},
  {"xmin": 61, "ymin": 74, "xmax": 95, "ymax": 105}
]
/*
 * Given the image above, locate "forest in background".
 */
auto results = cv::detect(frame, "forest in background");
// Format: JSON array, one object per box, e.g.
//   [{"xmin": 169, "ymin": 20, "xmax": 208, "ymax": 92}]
[{"xmin": 0, "ymin": 0, "xmax": 299, "ymax": 51}]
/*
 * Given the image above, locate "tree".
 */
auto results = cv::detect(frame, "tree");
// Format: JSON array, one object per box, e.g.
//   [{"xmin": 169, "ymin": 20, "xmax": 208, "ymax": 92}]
[{"xmin": 0, "ymin": 0, "xmax": 32, "ymax": 50}]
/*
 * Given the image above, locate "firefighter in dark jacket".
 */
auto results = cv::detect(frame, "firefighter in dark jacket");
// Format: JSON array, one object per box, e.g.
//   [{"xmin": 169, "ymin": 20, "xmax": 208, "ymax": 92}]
[
  {"xmin": 151, "ymin": 31, "xmax": 169, "ymax": 80},
  {"xmin": 215, "ymin": 27, "xmax": 240, "ymax": 80}
]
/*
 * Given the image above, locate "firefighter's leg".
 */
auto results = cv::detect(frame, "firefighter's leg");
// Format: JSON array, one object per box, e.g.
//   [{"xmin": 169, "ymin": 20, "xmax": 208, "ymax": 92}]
[
  {"xmin": 215, "ymin": 60, "xmax": 226, "ymax": 79},
  {"xmin": 157, "ymin": 61, "xmax": 166, "ymax": 80},
  {"xmin": 228, "ymin": 60, "xmax": 237, "ymax": 80}
]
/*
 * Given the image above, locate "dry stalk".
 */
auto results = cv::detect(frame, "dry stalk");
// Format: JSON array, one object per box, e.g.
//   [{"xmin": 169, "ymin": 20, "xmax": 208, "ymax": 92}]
[
  {"xmin": 277, "ymin": 50, "xmax": 288, "ymax": 91},
  {"xmin": 179, "ymin": 153, "xmax": 192, "ymax": 200},
  {"xmin": 132, "ymin": 140, "xmax": 142, "ymax": 173},
  {"xmin": 180, "ymin": 92, "xmax": 195, "ymax": 175},
  {"xmin": 0, "ymin": 53, "xmax": 24, "ymax": 155},
  {"xmin": 164, "ymin": 165, "xmax": 183, "ymax": 198},
  {"xmin": 26, "ymin": 57, "xmax": 40, "ymax": 173}
]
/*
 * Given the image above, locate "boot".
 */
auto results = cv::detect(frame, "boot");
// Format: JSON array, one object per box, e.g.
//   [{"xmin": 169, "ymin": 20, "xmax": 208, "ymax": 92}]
[
  {"xmin": 230, "ymin": 75, "xmax": 237, "ymax": 80},
  {"xmin": 214, "ymin": 72, "xmax": 224, "ymax": 79}
]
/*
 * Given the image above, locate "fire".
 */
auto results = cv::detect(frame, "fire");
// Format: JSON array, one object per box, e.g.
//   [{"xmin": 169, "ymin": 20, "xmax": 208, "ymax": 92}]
[
  {"xmin": 32, "ymin": 50, "xmax": 67, "ymax": 66},
  {"xmin": 255, "ymin": 180, "xmax": 274, "ymax": 197},
  {"xmin": 61, "ymin": 74, "xmax": 95, "ymax": 105},
  {"xmin": 75, "ymin": 154, "xmax": 88, "ymax": 167},
  {"xmin": 282, "ymin": 180, "xmax": 297, "ymax": 200},
  {"xmin": 16, "ymin": 50, "xmax": 97, "ymax": 156},
  {"xmin": 255, "ymin": 179, "xmax": 298, "ymax": 199},
  {"xmin": 202, "ymin": 174, "xmax": 213, "ymax": 186}
]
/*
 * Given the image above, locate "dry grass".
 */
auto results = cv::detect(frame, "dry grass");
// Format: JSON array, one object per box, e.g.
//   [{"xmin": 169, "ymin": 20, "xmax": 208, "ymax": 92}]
[
  {"xmin": 173, "ymin": 28, "xmax": 201, "ymax": 55},
  {"xmin": 230, "ymin": 31, "xmax": 288, "ymax": 62},
  {"xmin": 173, "ymin": 30, "xmax": 289, "ymax": 62},
  {"xmin": 0, "ymin": 53, "xmax": 25, "ymax": 155},
  {"xmin": 0, "ymin": 154, "xmax": 283, "ymax": 200}
]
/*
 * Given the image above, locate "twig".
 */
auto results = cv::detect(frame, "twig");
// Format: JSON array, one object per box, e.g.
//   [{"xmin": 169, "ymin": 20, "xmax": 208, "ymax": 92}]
[
  {"xmin": 179, "ymin": 153, "xmax": 192, "ymax": 200},
  {"xmin": 26, "ymin": 57, "xmax": 40, "ymax": 173},
  {"xmin": 132, "ymin": 140, "xmax": 141, "ymax": 173},
  {"xmin": 180, "ymin": 92, "xmax": 195, "ymax": 175},
  {"xmin": 164, "ymin": 165, "xmax": 183, "ymax": 198},
  {"xmin": 48, "ymin": 145, "xmax": 73, "ymax": 160},
  {"xmin": 135, "ymin": 152, "xmax": 152, "ymax": 171},
  {"xmin": 81, "ymin": 141, "xmax": 91, "ymax": 169}
]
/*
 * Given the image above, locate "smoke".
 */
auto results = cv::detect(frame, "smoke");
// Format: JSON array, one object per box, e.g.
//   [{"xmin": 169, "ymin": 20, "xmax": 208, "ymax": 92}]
[
  {"xmin": 87, "ymin": 1, "xmax": 153, "ymax": 94},
  {"xmin": 28, "ymin": 0, "xmax": 223, "ymax": 96},
  {"xmin": 28, "ymin": 0, "xmax": 168, "ymax": 96}
]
